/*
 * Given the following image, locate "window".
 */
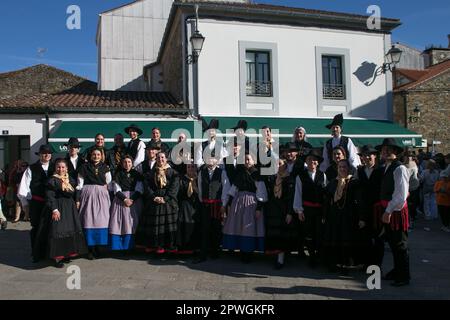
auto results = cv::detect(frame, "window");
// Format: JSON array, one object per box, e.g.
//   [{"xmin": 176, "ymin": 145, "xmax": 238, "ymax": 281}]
[
  {"xmin": 246, "ymin": 51, "xmax": 272, "ymax": 97},
  {"xmin": 322, "ymin": 55, "xmax": 345, "ymax": 100}
]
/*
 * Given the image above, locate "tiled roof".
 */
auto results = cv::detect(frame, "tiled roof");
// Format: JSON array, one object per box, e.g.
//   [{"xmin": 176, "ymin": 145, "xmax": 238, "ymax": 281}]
[
  {"xmin": 395, "ymin": 69, "xmax": 428, "ymax": 82},
  {"xmin": 0, "ymin": 64, "xmax": 185, "ymax": 112},
  {"xmin": 0, "ymin": 90, "xmax": 184, "ymax": 112},
  {"xmin": 395, "ymin": 59, "xmax": 450, "ymax": 91}
]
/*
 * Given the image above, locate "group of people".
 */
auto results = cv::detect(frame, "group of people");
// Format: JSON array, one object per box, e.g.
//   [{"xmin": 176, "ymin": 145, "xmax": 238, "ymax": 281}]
[{"xmin": 10, "ymin": 114, "xmax": 450, "ymax": 287}]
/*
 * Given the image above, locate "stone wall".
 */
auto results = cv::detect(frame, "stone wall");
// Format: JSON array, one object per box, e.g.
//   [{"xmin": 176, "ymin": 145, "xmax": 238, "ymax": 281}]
[
  {"xmin": 161, "ymin": 18, "xmax": 183, "ymax": 104},
  {"xmin": 394, "ymin": 70, "xmax": 450, "ymax": 154}
]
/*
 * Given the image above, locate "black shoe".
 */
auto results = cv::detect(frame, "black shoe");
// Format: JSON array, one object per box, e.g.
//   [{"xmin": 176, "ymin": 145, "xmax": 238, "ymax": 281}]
[
  {"xmin": 54, "ymin": 260, "xmax": 65, "ymax": 268},
  {"xmin": 192, "ymin": 257, "xmax": 207, "ymax": 264},
  {"xmin": 274, "ymin": 262, "xmax": 284, "ymax": 270},
  {"xmin": 383, "ymin": 269, "xmax": 396, "ymax": 281},
  {"xmin": 390, "ymin": 279, "xmax": 410, "ymax": 287},
  {"xmin": 87, "ymin": 252, "xmax": 95, "ymax": 260},
  {"xmin": 31, "ymin": 257, "xmax": 40, "ymax": 263},
  {"xmin": 93, "ymin": 247, "xmax": 101, "ymax": 258},
  {"xmin": 0, "ymin": 220, "xmax": 7, "ymax": 230},
  {"xmin": 240, "ymin": 254, "xmax": 252, "ymax": 264},
  {"xmin": 62, "ymin": 257, "xmax": 72, "ymax": 263}
]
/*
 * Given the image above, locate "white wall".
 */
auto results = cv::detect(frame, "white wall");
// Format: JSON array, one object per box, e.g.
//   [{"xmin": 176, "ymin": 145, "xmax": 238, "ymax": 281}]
[
  {"xmin": 98, "ymin": 0, "xmax": 173, "ymax": 91},
  {"xmin": 0, "ymin": 115, "xmax": 45, "ymax": 163},
  {"xmin": 196, "ymin": 19, "xmax": 391, "ymax": 120}
]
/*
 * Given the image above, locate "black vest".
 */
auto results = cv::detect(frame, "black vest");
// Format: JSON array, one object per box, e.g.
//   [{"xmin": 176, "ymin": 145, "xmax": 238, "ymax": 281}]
[
  {"xmin": 200, "ymin": 166, "xmax": 223, "ymax": 200},
  {"xmin": 30, "ymin": 161, "xmax": 54, "ymax": 198},
  {"xmin": 126, "ymin": 139, "xmax": 141, "ymax": 160},
  {"xmin": 141, "ymin": 160, "xmax": 156, "ymax": 175},
  {"xmin": 326, "ymin": 136, "xmax": 349, "ymax": 163},
  {"xmin": 65, "ymin": 155, "xmax": 85, "ymax": 181},
  {"xmin": 380, "ymin": 161, "xmax": 402, "ymax": 201},
  {"xmin": 299, "ymin": 169, "xmax": 325, "ymax": 204}
]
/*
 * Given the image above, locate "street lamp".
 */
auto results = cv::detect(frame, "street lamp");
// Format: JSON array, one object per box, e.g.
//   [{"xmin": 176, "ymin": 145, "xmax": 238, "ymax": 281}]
[
  {"xmin": 187, "ymin": 30, "xmax": 205, "ymax": 64},
  {"xmin": 408, "ymin": 105, "xmax": 421, "ymax": 123},
  {"xmin": 187, "ymin": 5, "xmax": 205, "ymax": 64},
  {"xmin": 382, "ymin": 45, "xmax": 403, "ymax": 73}
]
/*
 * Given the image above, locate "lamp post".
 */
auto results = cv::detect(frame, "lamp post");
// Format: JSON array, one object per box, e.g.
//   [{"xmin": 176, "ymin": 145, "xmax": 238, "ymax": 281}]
[
  {"xmin": 382, "ymin": 45, "xmax": 403, "ymax": 73},
  {"xmin": 408, "ymin": 105, "xmax": 421, "ymax": 123},
  {"xmin": 187, "ymin": 5, "xmax": 205, "ymax": 65}
]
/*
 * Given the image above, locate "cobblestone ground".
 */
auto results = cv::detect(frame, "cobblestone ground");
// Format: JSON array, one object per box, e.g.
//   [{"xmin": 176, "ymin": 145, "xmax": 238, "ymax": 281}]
[{"xmin": 0, "ymin": 218, "xmax": 449, "ymax": 300}]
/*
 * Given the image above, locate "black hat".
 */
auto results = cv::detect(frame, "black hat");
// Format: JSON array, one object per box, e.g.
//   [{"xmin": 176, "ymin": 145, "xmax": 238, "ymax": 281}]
[
  {"xmin": 202, "ymin": 118, "xmax": 219, "ymax": 132},
  {"xmin": 35, "ymin": 144, "xmax": 53, "ymax": 155},
  {"xmin": 375, "ymin": 138, "xmax": 403, "ymax": 155},
  {"xmin": 304, "ymin": 149, "xmax": 324, "ymax": 163},
  {"xmin": 145, "ymin": 140, "xmax": 161, "ymax": 150},
  {"xmin": 125, "ymin": 124, "xmax": 143, "ymax": 136},
  {"xmin": 326, "ymin": 113, "xmax": 344, "ymax": 129},
  {"xmin": 285, "ymin": 142, "xmax": 299, "ymax": 152},
  {"xmin": 233, "ymin": 120, "xmax": 248, "ymax": 131},
  {"xmin": 358, "ymin": 144, "xmax": 378, "ymax": 156},
  {"xmin": 64, "ymin": 137, "xmax": 82, "ymax": 148}
]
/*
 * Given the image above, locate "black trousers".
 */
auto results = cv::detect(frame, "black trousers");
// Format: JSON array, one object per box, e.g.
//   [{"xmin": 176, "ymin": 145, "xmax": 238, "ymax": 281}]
[
  {"xmin": 408, "ymin": 189, "xmax": 420, "ymax": 221},
  {"xmin": 384, "ymin": 226, "xmax": 410, "ymax": 282},
  {"xmin": 29, "ymin": 200, "xmax": 46, "ymax": 260},
  {"xmin": 302, "ymin": 207, "xmax": 322, "ymax": 260},
  {"xmin": 199, "ymin": 204, "xmax": 222, "ymax": 259}
]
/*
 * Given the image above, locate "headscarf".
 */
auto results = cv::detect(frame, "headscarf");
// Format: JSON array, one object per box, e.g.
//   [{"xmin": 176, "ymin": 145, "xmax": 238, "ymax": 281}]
[
  {"xmin": 185, "ymin": 174, "xmax": 198, "ymax": 197},
  {"xmin": 53, "ymin": 173, "xmax": 74, "ymax": 192},
  {"xmin": 274, "ymin": 162, "xmax": 289, "ymax": 199},
  {"xmin": 334, "ymin": 175, "xmax": 352, "ymax": 203},
  {"xmin": 292, "ymin": 126, "xmax": 308, "ymax": 142},
  {"xmin": 155, "ymin": 163, "xmax": 171, "ymax": 188}
]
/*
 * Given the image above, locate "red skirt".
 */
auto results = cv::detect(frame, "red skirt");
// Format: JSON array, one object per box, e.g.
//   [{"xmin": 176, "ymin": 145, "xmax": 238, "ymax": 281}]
[{"xmin": 373, "ymin": 200, "xmax": 409, "ymax": 232}]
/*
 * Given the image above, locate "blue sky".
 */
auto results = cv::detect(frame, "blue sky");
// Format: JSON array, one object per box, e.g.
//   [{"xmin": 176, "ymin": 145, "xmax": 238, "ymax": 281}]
[{"xmin": 0, "ymin": 0, "xmax": 448, "ymax": 81}]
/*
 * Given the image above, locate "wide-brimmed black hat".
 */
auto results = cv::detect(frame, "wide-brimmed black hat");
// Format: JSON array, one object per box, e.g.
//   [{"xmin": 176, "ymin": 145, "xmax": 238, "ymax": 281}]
[
  {"xmin": 35, "ymin": 144, "xmax": 53, "ymax": 155},
  {"xmin": 202, "ymin": 118, "xmax": 219, "ymax": 132},
  {"xmin": 125, "ymin": 124, "xmax": 143, "ymax": 136},
  {"xmin": 358, "ymin": 144, "xmax": 378, "ymax": 156},
  {"xmin": 326, "ymin": 113, "xmax": 344, "ymax": 129},
  {"xmin": 285, "ymin": 142, "xmax": 299, "ymax": 152},
  {"xmin": 375, "ymin": 138, "xmax": 403, "ymax": 155},
  {"xmin": 145, "ymin": 140, "xmax": 161, "ymax": 150},
  {"xmin": 304, "ymin": 149, "xmax": 324, "ymax": 163},
  {"xmin": 233, "ymin": 120, "xmax": 248, "ymax": 131},
  {"xmin": 64, "ymin": 137, "xmax": 82, "ymax": 148}
]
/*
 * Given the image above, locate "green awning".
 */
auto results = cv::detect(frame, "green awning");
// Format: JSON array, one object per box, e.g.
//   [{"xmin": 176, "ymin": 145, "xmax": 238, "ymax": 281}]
[
  {"xmin": 49, "ymin": 120, "xmax": 196, "ymax": 153},
  {"xmin": 202, "ymin": 117, "xmax": 422, "ymax": 148},
  {"xmin": 49, "ymin": 118, "xmax": 422, "ymax": 154}
]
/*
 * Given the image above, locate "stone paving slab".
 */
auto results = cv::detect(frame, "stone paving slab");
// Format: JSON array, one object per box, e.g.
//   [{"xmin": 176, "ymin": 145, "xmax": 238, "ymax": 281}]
[{"xmin": 1, "ymin": 218, "xmax": 450, "ymax": 300}]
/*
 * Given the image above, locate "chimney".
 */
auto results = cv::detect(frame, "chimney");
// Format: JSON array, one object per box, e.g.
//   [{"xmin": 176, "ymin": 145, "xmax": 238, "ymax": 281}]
[{"xmin": 448, "ymin": 34, "xmax": 450, "ymax": 48}]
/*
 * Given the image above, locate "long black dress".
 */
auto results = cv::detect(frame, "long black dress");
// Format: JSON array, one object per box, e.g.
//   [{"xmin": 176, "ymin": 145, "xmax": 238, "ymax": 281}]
[
  {"xmin": 176, "ymin": 175, "xmax": 199, "ymax": 252},
  {"xmin": 323, "ymin": 177, "xmax": 361, "ymax": 267},
  {"xmin": 42, "ymin": 177, "xmax": 87, "ymax": 260},
  {"xmin": 136, "ymin": 166, "xmax": 180, "ymax": 250},
  {"xmin": 264, "ymin": 173, "xmax": 298, "ymax": 252}
]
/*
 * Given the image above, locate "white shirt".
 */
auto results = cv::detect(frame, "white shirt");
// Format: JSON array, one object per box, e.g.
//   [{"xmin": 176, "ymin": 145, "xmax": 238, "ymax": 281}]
[
  {"xmin": 320, "ymin": 135, "xmax": 361, "ymax": 172},
  {"xmin": 195, "ymin": 139, "xmax": 227, "ymax": 167},
  {"xmin": 197, "ymin": 166, "xmax": 230, "ymax": 205},
  {"xmin": 70, "ymin": 156, "xmax": 78, "ymax": 171},
  {"xmin": 17, "ymin": 162, "xmax": 50, "ymax": 207},
  {"xmin": 384, "ymin": 163, "xmax": 410, "ymax": 214},
  {"xmin": 293, "ymin": 171, "xmax": 328, "ymax": 213},
  {"xmin": 131, "ymin": 140, "xmax": 146, "ymax": 168},
  {"xmin": 135, "ymin": 159, "xmax": 156, "ymax": 174}
]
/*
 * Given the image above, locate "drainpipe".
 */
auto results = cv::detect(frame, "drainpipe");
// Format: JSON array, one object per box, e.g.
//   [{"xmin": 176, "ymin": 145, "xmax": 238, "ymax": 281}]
[
  {"xmin": 402, "ymin": 91, "xmax": 408, "ymax": 129},
  {"xmin": 45, "ymin": 109, "xmax": 50, "ymax": 144}
]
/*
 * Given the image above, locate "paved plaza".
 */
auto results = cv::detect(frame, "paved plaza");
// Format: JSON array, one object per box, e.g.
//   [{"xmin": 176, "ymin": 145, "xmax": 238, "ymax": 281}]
[{"xmin": 0, "ymin": 218, "xmax": 449, "ymax": 300}]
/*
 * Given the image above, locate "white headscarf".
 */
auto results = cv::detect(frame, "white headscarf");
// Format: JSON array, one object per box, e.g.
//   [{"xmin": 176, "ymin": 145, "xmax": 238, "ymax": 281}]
[{"xmin": 292, "ymin": 126, "xmax": 308, "ymax": 142}]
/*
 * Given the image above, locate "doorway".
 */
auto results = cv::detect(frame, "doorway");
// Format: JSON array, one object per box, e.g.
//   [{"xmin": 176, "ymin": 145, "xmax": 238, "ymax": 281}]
[{"xmin": 0, "ymin": 136, "xmax": 30, "ymax": 171}]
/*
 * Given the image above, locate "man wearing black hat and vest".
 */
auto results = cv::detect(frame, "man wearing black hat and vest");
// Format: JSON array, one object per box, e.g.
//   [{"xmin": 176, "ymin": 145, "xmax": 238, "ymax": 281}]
[
  {"xmin": 293, "ymin": 149, "xmax": 327, "ymax": 267},
  {"xmin": 374, "ymin": 138, "xmax": 410, "ymax": 286},
  {"xmin": 320, "ymin": 114, "xmax": 361, "ymax": 172},
  {"xmin": 233, "ymin": 120, "xmax": 250, "ymax": 154},
  {"xmin": 125, "ymin": 124, "xmax": 146, "ymax": 168},
  {"xmin": 354, "ymin": 145, "xmax": 384, "ymax": 267},
  {"xmin": 196, "ymin": 119, "xmax": 226, "ymax": 167},
  {"xmin": 17, "ymin": 144, "xmax": 55, "ymax": 262},
  {"xmin": 64, "ymin": 137, "xmax": 86, "ymax": 181},
  {"xmin": 135, "ymin": 140, "xmax": 160, "ymax": 175}
]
